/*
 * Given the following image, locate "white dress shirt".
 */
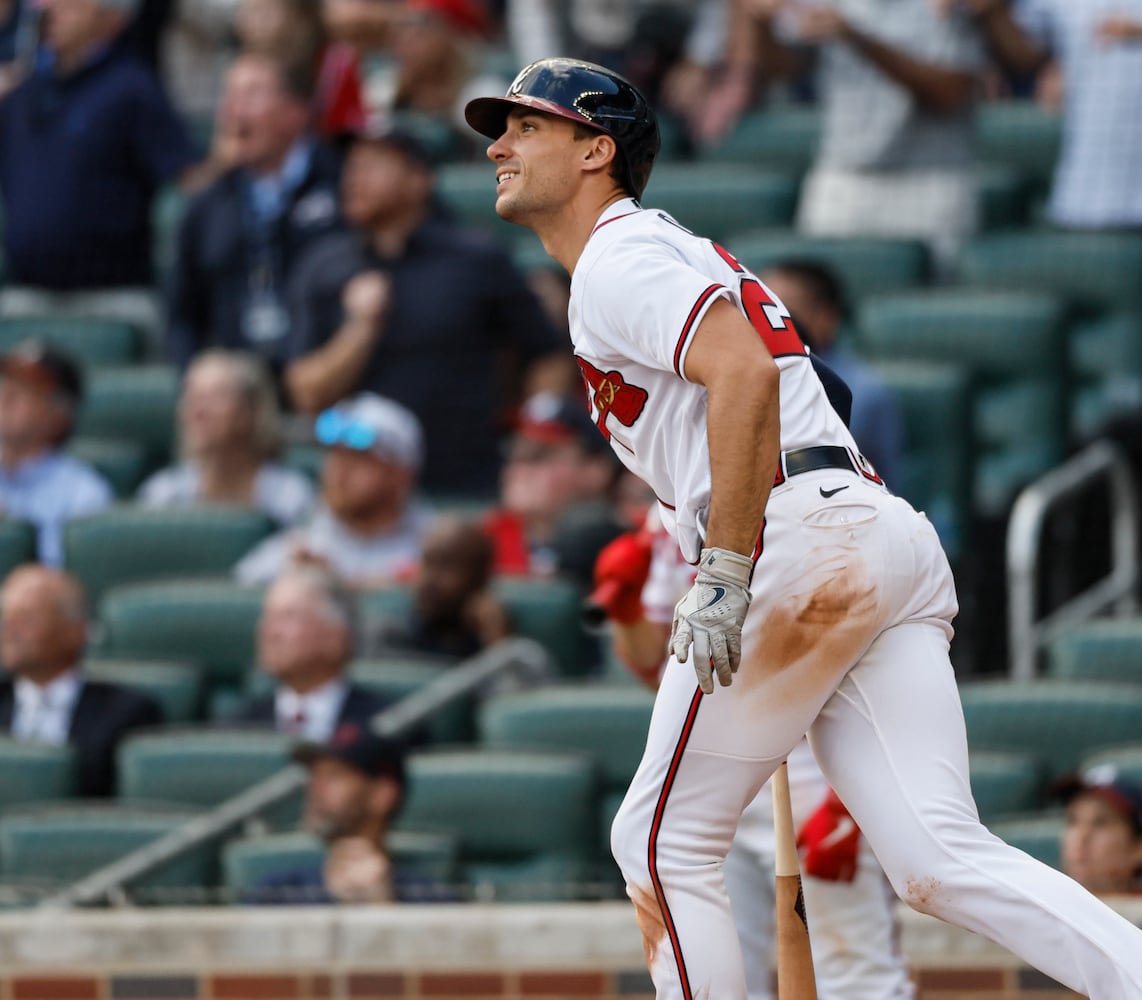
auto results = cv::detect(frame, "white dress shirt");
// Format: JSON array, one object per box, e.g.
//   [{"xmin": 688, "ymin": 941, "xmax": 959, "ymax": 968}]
[
  {"xmin": 274, "ymin": 678, "xmax": 348, "ymax": 743},
  {"xmin": 12, "ymin": 668, "xmax": 84, "ymax": 745}
]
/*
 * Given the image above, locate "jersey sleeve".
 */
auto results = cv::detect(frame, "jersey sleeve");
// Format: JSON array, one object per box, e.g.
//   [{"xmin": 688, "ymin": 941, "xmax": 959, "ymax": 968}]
[{"xmin": 578, "ymin": 236, "xmax": 732, "ymax": 381}]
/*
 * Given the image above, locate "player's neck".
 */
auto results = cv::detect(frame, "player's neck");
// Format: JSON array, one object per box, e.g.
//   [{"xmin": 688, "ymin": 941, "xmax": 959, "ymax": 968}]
[{"xmin": 534, "ymin": 190, "xmax": 631, "ymax": 275}]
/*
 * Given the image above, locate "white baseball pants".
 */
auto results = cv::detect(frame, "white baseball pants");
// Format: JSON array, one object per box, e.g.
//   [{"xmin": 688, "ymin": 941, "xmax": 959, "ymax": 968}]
[{"xmin": 611, "ymin": 471, "xmax": 1142, "ymax": 999}]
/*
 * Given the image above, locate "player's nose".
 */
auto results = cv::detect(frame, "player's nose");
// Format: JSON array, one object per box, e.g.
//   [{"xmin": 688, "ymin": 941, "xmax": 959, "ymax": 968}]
[{"xmin": 486, "ymin": 133, "xmax": 510, "ymax": 162}]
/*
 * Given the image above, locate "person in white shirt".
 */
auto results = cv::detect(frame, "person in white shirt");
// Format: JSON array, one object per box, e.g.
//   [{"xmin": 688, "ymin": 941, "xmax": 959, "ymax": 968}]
[
  {"xmin": 232, "ymin": 563, "xmax": 388, "ymax": 741},
  {"xmin": 0, "ymin": 564, "xmax": 161, "ymax": 795},
  {"xmin": 137, "ymin": 349, "xmax": 316, "ymax": 528}
]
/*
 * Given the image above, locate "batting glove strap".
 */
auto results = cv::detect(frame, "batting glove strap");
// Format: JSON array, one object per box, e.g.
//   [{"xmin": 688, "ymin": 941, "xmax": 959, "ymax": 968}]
[{"xmin": 670, "ymin": 547, "xmax": 754, "ymax": 695}]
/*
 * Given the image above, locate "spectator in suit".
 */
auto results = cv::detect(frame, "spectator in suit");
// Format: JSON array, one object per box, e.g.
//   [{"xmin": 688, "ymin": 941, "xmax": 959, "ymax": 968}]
[
  {"xmin": 284, "ymin": 122, "xmax": 565, "ymax": 498},
  {"xmin": 137, "ymin": 349, "xmax": 316, "ymax": 528},
  {"xmin": 0, "ymin": 0, "xmax": 200, "ymax": 349},
  {"xmin": 759, "ymin": 260, "xmax": 903, "ymax": 489},
  {"xmin": 0, "ymin": 565, "xmax": 162, "ymax": 796},
  {"xmin": 248, "ymin": 725, "xmax": 450, "ymax": 903},
  {"xmin": 1055, "ymin": 766, "xmax": 1142, "ymax": 897},
  {"xmin": 234, "ymin": 563, "xmax": 388, "ymax": 741},
  {"xmin": 0, "ymin": 340, "xmax": 112, "ymax": 565},
  {"xmin": 233, "ymin": 392, "xmax": 433, "ymax": 587},
  {"xmin": 165, "ymin": 50, "xmax": 343, "ymax": 378}
]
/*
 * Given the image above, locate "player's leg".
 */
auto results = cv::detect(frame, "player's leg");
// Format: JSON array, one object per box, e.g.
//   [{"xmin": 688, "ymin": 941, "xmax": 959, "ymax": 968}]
[{"xmin": 810, "ymin": 620, "xmax": 1142, "ymax": 998}]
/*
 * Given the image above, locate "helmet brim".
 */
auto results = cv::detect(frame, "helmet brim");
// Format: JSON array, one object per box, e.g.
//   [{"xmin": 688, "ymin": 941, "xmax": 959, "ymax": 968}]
[{"xmin": 464, "ymin": 94, "xmax": 603, "ymax": 142}]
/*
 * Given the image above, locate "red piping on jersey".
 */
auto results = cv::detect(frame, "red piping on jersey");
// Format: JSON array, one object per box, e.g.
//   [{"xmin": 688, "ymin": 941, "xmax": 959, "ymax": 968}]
[
  {"xmin": 590, "ymin": 211, "xmax": 640, "ymax": 237},
  {"xmin": 648, "ymin": 685, "xmax": 704, "ymax": 1000},
  {"xmin": 674, "ymin": 284, "xmax": 725, "ymax": 378}
]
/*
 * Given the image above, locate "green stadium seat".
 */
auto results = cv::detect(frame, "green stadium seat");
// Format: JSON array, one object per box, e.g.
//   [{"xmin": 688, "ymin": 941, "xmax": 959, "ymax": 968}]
[
  {"xmin": 477, "ymin": 685, "xmax": 654, "ymax": 867},
  {"xmin": 360, "ymin": 578, "xmax": 592, "ymax": 678},
  {"xmin": 0, "ymin": 802, "xmax": 213, "ymax": 896},
  {"xmin": 436, "ymin": 162, "xmax": 519, "ymax": 239},
  {"xmin": 74, "ymin": 365, "xmax": 180, "ymax": 471},
  {"xmin": 116, "ymin": 730, "xmax": 296, "ymax": 830},
  {"xmin": 97, "ymin": 579, "xmax": 265, "ymax": 696},
  {"xmin": 724, "ymin": 229, "xmax": 931, "ymax": 305},
  {"xmin": 493, "ymin": 575, "xmax": 595, "ymax": 677},
  {"xmin": 63, "ymin": 506, "xmax": 275, "ymax": 609},
  {"xmin": 398, "ymin": 748, "xmax": 599, "ymax": 900},
  {"xmin": 867, "ymin": 361, "xmax": 973, "ymax": 561},
  {"xmin": 222, "ymin": 828, "xmax": 461, "ymax": 902},
  {"xmin": 969, "ymin": 750, "xmax": 1044, "ymax": 824},
  {"xmin": 86, "ymin": 659, "xmax": 205, "ymax": 724},
  {"xmin": 0, "ymin": 739, "xmax": 76, "ymax": 809},
  {"xmin": 973, "ymin": 101, "xmax": 1062, "ymax": 189},
  {"xmin": 1046, "ymin": 619, "xmax": 1142, "ymax": 686},
  {"xmin": 1077, "ymin": 744, "xmax": 1142, "ymax": 789},
  {"xmin": 977, "ymin": 164, "xmax": 1033, "ymax": 232},
  {"xmin": 698, "ymin": 105, "xmax": 821, "ymax": 172},
  {"xmin": 0, "ymin": 315, "xmax": 141, "ymax": 367},
  {"xmin": 67, "ymin": 437, "xmax": 149, "ymax": 499},
  {"xmin": 0, "ymin": 520, "xmax": 37, "ymax": 581},
  {"xmin": 857, "ymin": 289, "xmax": 1070, "ymax": 515},
  {"xmin": 1067, "ymin": 309, "xmax": 1142, "ymax": 440},
  {"xmin": 988, "ymin": 813, "xmax": 1064, "ymax": 870},
  {"xmin": 959, "ymin": 231, "xmax": 1142, "ymax": 314},
  {"xmin": 641, "ymin": 165, "xmax": 800, "ymax": 243},
  {"xmin": 958, "ymin": 679, "xmax": 1142, "ymax": 781},
  {"xmin": 349, "ymin": 657, "xmax": 473, "ymax": 744}
]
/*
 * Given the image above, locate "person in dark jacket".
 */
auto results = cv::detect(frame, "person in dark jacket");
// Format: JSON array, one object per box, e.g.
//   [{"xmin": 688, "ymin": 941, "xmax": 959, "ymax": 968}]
[
  {"xmin": 0, "ymin": 564, "xmax": 162, "ymax": 797},
  {"xmin": 232, "ymin": 563, "xmax": 388, "ymax": 740},
  {"xmin": 165, "ymin": 50, "xmax": 343, "ymax": 381}
]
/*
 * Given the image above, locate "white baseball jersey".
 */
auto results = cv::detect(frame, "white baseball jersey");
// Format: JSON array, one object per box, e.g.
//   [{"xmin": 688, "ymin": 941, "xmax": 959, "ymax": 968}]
[{"xmin": 570, "ymin": 197, "xmax": 863, "ymax": 564}]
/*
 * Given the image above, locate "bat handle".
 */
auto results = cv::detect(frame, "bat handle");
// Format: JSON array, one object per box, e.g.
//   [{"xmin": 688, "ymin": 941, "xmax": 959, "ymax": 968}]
[{"xmin": 772, "ymin": 760, "xmax": 800, "ymax": 878}]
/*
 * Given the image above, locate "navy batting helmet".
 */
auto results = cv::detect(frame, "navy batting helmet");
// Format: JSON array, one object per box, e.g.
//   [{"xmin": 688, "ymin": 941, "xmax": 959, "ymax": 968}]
[{"xmin": 464, "ymin": 57, "xmax": 661, "ymax": 200}]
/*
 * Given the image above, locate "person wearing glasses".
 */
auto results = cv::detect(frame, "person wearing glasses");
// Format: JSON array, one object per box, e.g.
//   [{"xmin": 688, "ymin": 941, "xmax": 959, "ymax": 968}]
[{"xmin": 233, "ymin": 392, "xmax": 433, "ymax": 587}]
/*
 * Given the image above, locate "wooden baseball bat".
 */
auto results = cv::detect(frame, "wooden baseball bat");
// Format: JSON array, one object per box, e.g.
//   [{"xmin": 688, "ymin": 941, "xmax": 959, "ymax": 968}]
[{"xmin": 772, "ymin": 761, "xmax": 818, "ymax": 1000}]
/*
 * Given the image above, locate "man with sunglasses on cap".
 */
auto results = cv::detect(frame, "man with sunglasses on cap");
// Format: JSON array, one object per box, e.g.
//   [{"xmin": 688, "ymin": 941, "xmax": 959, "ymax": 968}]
[
  {"xmin": 234, "ymin": 392, "xmax": 433, "ymax": 587},
  {"xmin": 0, "ymin": 340, "xmax": 112, "ymax": 565}
]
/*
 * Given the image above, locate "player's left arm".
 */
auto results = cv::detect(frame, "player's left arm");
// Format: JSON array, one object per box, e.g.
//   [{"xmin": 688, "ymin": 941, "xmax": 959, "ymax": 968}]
[{"xmin": 683, "ymin": 297, "xmax": 781, "ymax": 558}]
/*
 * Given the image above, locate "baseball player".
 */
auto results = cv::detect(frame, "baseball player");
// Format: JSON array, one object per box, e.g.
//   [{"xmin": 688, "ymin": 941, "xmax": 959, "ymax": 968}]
[
  {"xmin": 592, "ymin": 514, "xmax": 915, "ymax": 1000},
  {"xmin": 464, "ymin": 59, "xmax": 1142, "ymax": 999}
]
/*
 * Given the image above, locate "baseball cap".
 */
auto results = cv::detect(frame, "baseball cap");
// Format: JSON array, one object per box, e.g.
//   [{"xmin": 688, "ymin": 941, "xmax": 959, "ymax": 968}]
[
  {"xmin": 513, "ymin": 391, "xmax": 607, "ymax": 455},
  {"xmin": 407, "ymin": 0, "xmax": 489, "ymax": 36},
  {"xmin": 315, "ymin": 393, "xmax": 424, "ymax": 471},
  {"xmin": 292, "ymin": 723, "xmax": 407, "ymax": 785},
  {"xmin": 0, "ymin": 340, "xmax": 83, "ymax": 405},
  {"xmin": 1053, "ymin": 764, "xmax": 1142, "ymax": 834}
]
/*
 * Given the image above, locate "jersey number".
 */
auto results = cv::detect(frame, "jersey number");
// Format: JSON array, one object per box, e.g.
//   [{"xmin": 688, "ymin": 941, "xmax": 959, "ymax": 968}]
[{"xmin": 713, "ymin": 243, "xmax": 806, "ymax": 358}]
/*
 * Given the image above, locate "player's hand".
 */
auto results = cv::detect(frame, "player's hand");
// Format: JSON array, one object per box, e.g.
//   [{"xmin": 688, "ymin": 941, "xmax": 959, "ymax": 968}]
[
  {"xmin": 586, "ymin": 531, "xmax": 655, "ymax": 626},
  {"xmin": 670, "ymin": 547, "xmax": 753, "ymax": 694},
  {"xmin": 797, "ymin": 789, "xmax": 861, "ymax": 882},
  {"xmin": 342, "ymin": 271, "xmax": 392, "ymax": 327}
]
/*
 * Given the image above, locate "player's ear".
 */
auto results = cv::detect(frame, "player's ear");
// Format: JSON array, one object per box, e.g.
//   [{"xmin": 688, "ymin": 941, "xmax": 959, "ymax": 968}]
[{"xmin": 581, "ymin": 132, "xmax": 619, "ymax": 176}]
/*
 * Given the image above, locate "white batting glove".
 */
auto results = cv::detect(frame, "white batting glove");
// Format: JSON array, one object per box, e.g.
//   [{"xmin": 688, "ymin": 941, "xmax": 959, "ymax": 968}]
[{"xmin": 671, "ymin": 547, "xmax": 754, "ymax": 695}]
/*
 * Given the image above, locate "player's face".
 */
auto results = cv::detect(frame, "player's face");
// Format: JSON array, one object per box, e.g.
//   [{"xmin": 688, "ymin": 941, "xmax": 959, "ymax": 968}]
[
  {"xmin": 486, "ymin": 110, "xmax": 583, "ymax": 225},
  {"xmin": 1061, "ymin": 793, "xmax": 1142, "ymax": 895}
]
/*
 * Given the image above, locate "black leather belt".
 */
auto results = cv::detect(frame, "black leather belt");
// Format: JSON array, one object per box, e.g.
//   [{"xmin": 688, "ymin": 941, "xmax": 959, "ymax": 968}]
[{"xmin": 774, "ymin": 445, "xmax": 860, "ymax": 487}]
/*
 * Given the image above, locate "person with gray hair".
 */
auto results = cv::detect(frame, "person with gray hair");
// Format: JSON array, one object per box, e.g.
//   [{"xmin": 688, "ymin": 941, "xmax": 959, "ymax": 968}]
[
  {"xmin": 233, "ymin": 392, "xmax": 434, "ymax": 587},
  {"xmin": 232, "ymin": 563, "xmax": 390, "ymax": 743},
  {"xmin": 137, "ymin": 350, "xmax": 316, "ymax": 528},
  {"xmin": 0, "ymin": 0, "xmax": 200, "ymax": 350},
  {"xmin": 0, "ymin": 564, "xmax": 162, "ymax": 796}
]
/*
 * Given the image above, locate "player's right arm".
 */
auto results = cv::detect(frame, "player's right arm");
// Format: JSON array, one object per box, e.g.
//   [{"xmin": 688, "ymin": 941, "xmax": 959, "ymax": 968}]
[{"xmin": 683, "ymin": 296, "xmax": 781, "ymax": 560}]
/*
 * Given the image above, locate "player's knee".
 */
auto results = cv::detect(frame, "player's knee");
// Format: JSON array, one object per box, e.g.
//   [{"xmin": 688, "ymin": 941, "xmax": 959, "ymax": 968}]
[{"xmin": 610, "ymin": 798, "xmax": 649, "ymax": 884}]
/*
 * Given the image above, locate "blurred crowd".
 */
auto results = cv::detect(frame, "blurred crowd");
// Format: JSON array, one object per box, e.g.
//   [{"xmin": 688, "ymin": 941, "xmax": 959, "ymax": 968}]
[{"xmin": 0, "ymin": 0, "xmax": 1139, "ymax": 902}]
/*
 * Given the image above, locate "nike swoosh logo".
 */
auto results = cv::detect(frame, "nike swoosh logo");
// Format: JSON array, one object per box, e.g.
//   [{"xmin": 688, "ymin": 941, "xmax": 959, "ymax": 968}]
[
  {"xmin": 818, "ymin": 816, "xmax": 857, "ymax": 849},
  {"xmin": 819, "ymin": 485, "xmax": 850, "ymax": 498},
  {"xmin": 701, "ymin": 586, "xmax": 726, "ymax": 609}
]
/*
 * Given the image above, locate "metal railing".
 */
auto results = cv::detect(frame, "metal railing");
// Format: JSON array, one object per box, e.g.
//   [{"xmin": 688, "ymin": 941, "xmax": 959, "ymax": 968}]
[
  {"xmin": 1006, "ymin": 440, "xmax": 1139, "ymax": 680},
  {"xmin": 38, "ymin": 638, "xmax": 556, "ymax": 910}
]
